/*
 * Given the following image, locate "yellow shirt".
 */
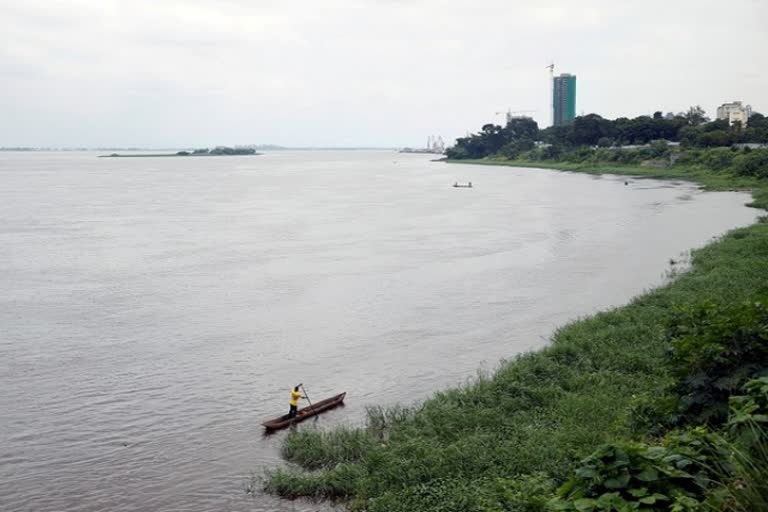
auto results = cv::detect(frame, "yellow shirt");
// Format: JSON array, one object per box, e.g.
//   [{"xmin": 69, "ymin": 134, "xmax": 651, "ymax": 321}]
[{"xmin": 290, "ymin": 389, "xmax": 301, "ymax": 406}]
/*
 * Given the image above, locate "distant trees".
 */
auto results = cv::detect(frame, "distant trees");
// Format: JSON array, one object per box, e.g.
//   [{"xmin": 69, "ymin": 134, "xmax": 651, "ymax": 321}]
[
  {"xmin": 565, "ymin": 114, "xmax": 615, "ymax": 146},
  {"xmin": 680, "ymin": 119, "xmax": 733, "ymax": 148},
  {"xmin": 445, "ymin": 117, "xmax": 539, "ymax": 160},
  {"xmin": 170, "ymin": 147, "xmax": 257, "ymax": 156},
  {"xmin": 683, "ymin": 105, "xmax": 709, "ymax": 126},
  {"xmin": 680, "ymin": 114, "xmax": 768, "ymax": 148},
  {"xmin": 447, "ymin": 106, "xmax": 768, "ymax": 161},
  {"xmin": 208, "ymin": 147, "xmax": 256, "ymax": 155},
  {"xmin": 745, "ymin": 113, "xmax": 768, "ymax": 143}
]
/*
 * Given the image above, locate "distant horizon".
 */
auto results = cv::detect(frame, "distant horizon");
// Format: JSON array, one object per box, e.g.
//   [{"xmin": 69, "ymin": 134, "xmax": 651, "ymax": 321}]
[{"xmin": 0, "ymin": 145, "xmax": 403, "ymax": 152}]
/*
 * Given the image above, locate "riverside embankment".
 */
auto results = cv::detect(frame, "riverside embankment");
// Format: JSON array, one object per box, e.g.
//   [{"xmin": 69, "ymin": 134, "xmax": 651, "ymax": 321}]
[{"xmin": 264, "ymin": 160, "xmax": 768, "ymax": 511}]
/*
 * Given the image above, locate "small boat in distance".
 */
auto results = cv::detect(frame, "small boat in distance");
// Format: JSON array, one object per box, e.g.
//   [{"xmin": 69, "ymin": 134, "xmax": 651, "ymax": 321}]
[
  {"xmin": 261, "ymin": 392, "xmax": 346, "ymax": 431},
  {"xmin": 453, "ymin": 182, "xmax": 473, "ymax": 188}
]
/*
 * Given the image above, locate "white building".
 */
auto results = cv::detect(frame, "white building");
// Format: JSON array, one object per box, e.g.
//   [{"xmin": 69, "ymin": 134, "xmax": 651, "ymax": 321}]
[{"xmin": 717, "ymin": 101, "xmax": 752, "ymax": 127}]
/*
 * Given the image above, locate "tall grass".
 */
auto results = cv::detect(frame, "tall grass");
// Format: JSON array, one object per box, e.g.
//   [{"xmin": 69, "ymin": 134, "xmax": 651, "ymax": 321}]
[
  {"xmin": 717, "ymin": 423, "xmax": 768, "ymax": 511},
  {"xmin": 724, "ymin": 424, "xmax": 768, "ymax": 512},
  {"xmin": 263, "ymin": 168, "xmax": 768, "ymax": 510},
  {"xmin": 712, "ymin": 378, "xmax": 768, "ymax": 510},
  {"xmin": 281, "ymin": 427, "xmax": 378, "ymax": 470}
]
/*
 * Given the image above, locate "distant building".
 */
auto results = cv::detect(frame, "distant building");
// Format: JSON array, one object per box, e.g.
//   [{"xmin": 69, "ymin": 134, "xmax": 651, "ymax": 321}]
[
  {"xmin": 717, "ymin": 101, "xmax": 752, "ymax": 127},
  {"xmin": 553, "ymin": 73, "xmax": 576, "ymax": 126}
]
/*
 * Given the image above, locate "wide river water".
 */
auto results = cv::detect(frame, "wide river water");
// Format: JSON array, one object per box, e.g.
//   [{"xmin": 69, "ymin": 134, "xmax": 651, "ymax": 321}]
[{"xmin": 0, "ymin": 150, "xmax": 760, "ymax": 511}]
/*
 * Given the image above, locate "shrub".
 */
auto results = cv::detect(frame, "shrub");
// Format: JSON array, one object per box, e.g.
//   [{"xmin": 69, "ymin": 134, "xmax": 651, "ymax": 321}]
[
  {"xmin": 700, "ymin": 147, "xmax": 736, "ymax": 171},
  {"xmin": 552, "ymin": 379, "xmax": 768, "ymax": 512},
  {"xmin": 649, "ymin": 140, "xmax": 670, "ymax": 158},
  {"xmin": 732, "ymin": 150, "xmax": 768, "ymax": 178},
  {"xmin": 548, "ymin": 437, "xmax": 720, "ymax": 511},
  {"xmin": 542, "ymin": 145, "xmax": 565, "ymax": 160},
  {"xmin": 674, "ymin": 149, "xmax": 704, "ymax": 167},
  {"xmin": 666, "ymin": 299, "xmax": 768, "ymax": 427},
  {"xmin": 495, "ymin": 473, "xmax": 557, "ymax": 511},
  {"xmin": 552, "ymin": 378, "xmax": 768, "ymax": 512},
  {"xmin": 614, "ymin": 149, "xmax": 643, "ymax": 164},
  {"xmin": 499, "ymin": 142, "xmax": 520, "ymax": 159},
  {"xmin": 564, "ymin": 147, "xmax": 596, "ymax": 163},
  {"xmin": 727, "ymin": 376, "xmax": 768, "ymax": 449}
]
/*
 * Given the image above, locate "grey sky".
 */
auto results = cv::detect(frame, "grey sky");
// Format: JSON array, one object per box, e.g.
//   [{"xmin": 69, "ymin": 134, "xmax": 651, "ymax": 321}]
[{"xmin": 2, "ymin": 0, "xmax": 767, "ymax": 148}]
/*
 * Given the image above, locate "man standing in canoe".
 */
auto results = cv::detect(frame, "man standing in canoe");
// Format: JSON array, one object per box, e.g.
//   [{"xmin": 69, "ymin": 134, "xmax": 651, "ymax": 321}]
[{"xmin": 288, "ymin": 384, "xmax": 304, "ymax": 419}]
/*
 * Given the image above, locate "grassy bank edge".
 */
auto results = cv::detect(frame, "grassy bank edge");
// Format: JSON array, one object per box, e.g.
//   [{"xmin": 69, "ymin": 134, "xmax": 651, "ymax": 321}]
[{"xmin": 262, "ymin": 161, "xmax": 768, "ymax": 511}]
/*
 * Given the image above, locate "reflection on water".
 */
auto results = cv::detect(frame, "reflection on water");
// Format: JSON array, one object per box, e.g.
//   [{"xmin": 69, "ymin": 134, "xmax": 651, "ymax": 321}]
[{"xmin": 0, "ymin": 150, "xmax": 759, "ymax": 511}]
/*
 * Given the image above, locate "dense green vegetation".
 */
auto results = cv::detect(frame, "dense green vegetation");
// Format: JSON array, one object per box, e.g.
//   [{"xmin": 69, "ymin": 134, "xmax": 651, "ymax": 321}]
[
  {"xmin": 446, "ymin": 108, "xmax": 768, "ymax": 161},
  {"xmin": 262, "ymin": 204, "xmax": 768, "ymax": 509}
]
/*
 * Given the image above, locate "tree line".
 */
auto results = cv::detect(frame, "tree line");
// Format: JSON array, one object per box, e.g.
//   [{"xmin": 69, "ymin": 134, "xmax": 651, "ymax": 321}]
[{"xmin": 446, "ymin": 107, "xmax": 768, "ymax": 161}]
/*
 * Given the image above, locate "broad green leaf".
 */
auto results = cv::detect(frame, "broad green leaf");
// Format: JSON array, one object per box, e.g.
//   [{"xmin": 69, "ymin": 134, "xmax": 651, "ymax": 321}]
[
  {"xmin": 573, "ymin": 498, "xmax": 596, "ymax": 512},
  {"xmin": 639, "ymin": 493, "xmax": 669, "ymax": 504},
  {"xmin": 576, "ymin": 467, "xmax": 598, "ymax": 479},
  {"xmin": 604, "ymin": 473, "xmax": 630, "ymax": 489},
  {"xmin": 547, "ymin": 498, "xmax": 573, "ymax": 511},
  {"xmin": 635, "ymin": 468, "xmax": 659, "ymax": 482},
  {"xmin": 595, "ymin": 492, "xmax": 623, "ymax": 508}
]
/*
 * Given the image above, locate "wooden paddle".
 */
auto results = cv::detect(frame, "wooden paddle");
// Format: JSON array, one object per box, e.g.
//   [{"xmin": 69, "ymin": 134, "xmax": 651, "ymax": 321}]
[{"xmin": 300, "ymin": 384, "xmax": 319, "ymax": 423}]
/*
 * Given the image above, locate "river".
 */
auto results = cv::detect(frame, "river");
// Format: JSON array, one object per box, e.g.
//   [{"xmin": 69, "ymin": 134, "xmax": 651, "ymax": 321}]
[{"xmin": 0, "ymin": 150, "xmax": 760, "ymax": 511}]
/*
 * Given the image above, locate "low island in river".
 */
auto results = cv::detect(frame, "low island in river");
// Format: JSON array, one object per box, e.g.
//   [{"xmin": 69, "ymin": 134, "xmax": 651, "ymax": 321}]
[{"xmin": 99, "ymin": 147, "xmax": 260, "ymax": 158}]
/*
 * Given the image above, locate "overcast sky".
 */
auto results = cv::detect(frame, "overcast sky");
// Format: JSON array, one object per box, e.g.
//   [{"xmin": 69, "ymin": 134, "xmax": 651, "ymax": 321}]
[{"xmin": 1, "ymin": 0, "xmax": 766, "ymax": 148}]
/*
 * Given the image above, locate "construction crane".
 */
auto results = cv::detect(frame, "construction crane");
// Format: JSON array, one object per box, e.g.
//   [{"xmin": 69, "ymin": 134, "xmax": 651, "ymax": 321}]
[
  {"xmin": 495, "ymin": 109, "xmax": 537, "ymax": 124},
  {"xmin": 546, "ymin": 62, "xmax": 555, "ymax": 126}
]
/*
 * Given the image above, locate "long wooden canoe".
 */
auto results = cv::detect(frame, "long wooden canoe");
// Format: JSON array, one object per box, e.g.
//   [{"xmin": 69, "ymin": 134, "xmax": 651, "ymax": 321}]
[{"xmin": 262, "ymin": 392, "xmax": 346, "ymax": 431}]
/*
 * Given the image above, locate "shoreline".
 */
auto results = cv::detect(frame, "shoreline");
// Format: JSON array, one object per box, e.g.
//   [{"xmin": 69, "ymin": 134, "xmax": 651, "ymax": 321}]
[
  {"xmin": 445, "ymin": 157, "xmax": 768, "ymax": 209},
  {"xmin": 263, "ymin": 162, "xmax": 768, "ymax": 511}
]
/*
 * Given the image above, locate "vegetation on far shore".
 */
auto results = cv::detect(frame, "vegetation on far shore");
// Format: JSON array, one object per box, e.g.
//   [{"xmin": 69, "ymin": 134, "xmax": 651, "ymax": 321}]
[
  {"xmin": 262, "ymin": 109, "xmax": 768, "ymax": 511},
  {"xmin": 446, "ymin": 107, "xmax": 768, "ymax": 160},
  {"xmin": 100, "ymin": 146, "xmax": 258, "ymax": 158}
]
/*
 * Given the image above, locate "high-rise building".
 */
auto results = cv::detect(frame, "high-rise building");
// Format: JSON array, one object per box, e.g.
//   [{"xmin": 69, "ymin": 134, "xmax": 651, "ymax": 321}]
[
  {"xmin": 717, "ymin": 101, "xmax": 752, "ymax": 127},
  {"xmin": 553, "ymin": 73, "xmax": 576, "ymax": 126}
]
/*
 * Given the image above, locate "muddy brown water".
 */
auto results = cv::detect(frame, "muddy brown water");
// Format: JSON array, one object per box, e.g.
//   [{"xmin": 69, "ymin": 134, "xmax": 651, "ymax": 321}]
[{"xmin": 0, "ymin": 150, "xmax": 760, "ymax": 511}]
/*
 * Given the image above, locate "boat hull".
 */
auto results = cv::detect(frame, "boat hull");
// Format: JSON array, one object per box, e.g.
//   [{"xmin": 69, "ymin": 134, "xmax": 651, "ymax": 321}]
[{"xmin": 261, "ymin": 392, "xmax": 346, "ymax": 431}]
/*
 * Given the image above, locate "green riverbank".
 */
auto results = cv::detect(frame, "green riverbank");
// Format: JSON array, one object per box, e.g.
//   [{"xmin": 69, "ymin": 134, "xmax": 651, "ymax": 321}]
[{"xmin": 263, "ymin": 162, "xmax": 768, "ymax": 511}]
